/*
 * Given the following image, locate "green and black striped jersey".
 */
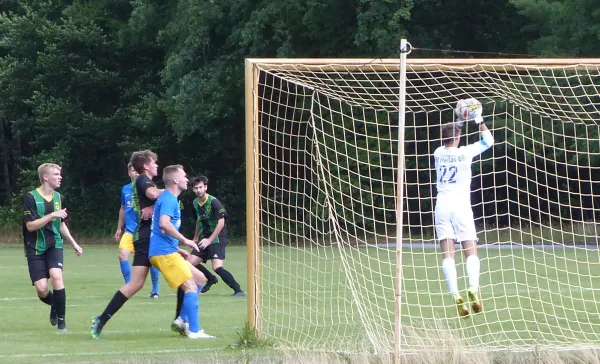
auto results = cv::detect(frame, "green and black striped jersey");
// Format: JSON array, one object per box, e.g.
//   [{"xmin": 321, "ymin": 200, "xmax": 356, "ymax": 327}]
[
  {"xmin": 193, "ymin": 194, "xmax": 227, "ymax": 244},
  {"xmin": 23, "ymin": 189, "xmax": 66, "ymax": 255}
]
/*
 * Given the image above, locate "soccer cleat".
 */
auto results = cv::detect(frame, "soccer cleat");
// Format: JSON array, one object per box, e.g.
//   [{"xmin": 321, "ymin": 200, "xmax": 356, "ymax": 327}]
[
  {"xmin": 57, "ymin": 317, "xmax": 67, "ymax": 333},
  {"xmin": 200, "ymin": 277, "xmax": 218, "ymax": 294},
  {"xmin": 454, "ymin": 295, "xmax": 470, "ymax": 319},
  {"xmin": 49, "ymin": 304, "xmax": 58, "ymax": 326},
  {"xmin": 171, "ymin": 316, "xmax": 183, "ymax": 333},
  {"xmin": 171, "ymin": 316, "xmax": 189, "ymax": 336},
  {"xmin": 232, "ymin": 291, "xmax": 247, "ymax": 297},
  {"xmin": 467, "ymin": 287, "xmax": 483, "ymax": 314},
  {"xmin": 188, "ymin": 329, "xmax": 216, "ymax": 339},
  {"xmin": 149, "ymin": 292, "xmax": 160, "ymax": 299},
  {"xmin": 90, "ymin": 316, "xmax": 104, "ymax": 339}
]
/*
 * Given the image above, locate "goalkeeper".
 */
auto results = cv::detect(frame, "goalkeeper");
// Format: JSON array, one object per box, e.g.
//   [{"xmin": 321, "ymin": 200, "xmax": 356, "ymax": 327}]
[{"xmin": 434, "ymin": 99, "xmax": 494, "ymax": 318}]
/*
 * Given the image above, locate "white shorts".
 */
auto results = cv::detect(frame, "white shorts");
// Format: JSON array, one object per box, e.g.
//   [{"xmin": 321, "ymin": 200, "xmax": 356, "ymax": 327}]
[{"xmin": 434, "ymin": 198, "xmax": 478, "ymax": 242}]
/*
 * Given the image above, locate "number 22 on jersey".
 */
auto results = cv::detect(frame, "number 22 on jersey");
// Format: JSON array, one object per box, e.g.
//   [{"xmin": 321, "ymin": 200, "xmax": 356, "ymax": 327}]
[{"xmin": 438, "ymin": 165, "xmax": 457, "ymax": 184}]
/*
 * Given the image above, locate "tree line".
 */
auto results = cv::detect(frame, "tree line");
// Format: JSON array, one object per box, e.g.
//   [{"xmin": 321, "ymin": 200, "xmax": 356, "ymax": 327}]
[{"xmin": 0, "ymin": 0, "xmax": 597, "ymax": 238}]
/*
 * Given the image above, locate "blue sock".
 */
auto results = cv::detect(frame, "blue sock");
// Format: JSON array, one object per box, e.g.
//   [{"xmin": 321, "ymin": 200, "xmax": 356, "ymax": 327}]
[
  {"xmin": 119, "ymin": 260, "xmax": 131, "ymax": 283},
  {"xmin": 150, "ymin": 266, "xmax": 160, "ymax": 294},
  {"xmin": 182, "ymin": 292, "xmax": 199, "ymax": 333}
]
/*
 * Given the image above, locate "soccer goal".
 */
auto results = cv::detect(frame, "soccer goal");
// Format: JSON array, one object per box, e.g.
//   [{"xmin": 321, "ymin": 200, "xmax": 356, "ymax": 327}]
[{"xmin": 245, "ymin": 41, "xmax": 600, "ymax": 356}]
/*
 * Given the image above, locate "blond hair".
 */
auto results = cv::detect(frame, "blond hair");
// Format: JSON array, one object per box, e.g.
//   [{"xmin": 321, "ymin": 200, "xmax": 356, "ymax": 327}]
[
  {"xmin": 37, "ymin": 163, "xmax": 61, "ymax": 184},
  {"xmin": 162, "ymin": 165, "xmax": 184, "ymax": 186}
]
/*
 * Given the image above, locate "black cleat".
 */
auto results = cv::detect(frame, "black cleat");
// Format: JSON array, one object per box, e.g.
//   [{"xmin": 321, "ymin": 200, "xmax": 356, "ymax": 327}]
[
  {"xmin": 57, "ymin": 317, "xmax": 67, "ymax": 333},
  {"xmin": 50, "ymin": 304, "xmax": 58, "ymax": 326},
  {"xmin": 201, "ymin": 277, "xmax": 218, "ymax": 293}
]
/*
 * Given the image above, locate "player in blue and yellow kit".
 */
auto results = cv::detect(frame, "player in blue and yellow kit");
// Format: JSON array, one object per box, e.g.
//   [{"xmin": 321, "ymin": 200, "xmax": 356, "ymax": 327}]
[
  {"xmin": 114, "ymin": 162, "xmax": 161, "ymax": 297},
  {"xmin": 149, "ymin": 165, "xmax": 214, "ymax": 339}
]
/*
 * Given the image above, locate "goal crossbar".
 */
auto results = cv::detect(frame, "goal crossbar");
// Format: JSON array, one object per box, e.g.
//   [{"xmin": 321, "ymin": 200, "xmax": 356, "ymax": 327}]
[{"xmin": 248, "ymin": 58, "xmax": 600, "ymax": 72}]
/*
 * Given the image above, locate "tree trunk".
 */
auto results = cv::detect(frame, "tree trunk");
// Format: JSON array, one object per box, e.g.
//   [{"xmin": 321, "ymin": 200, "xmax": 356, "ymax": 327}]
[
  {"xmin": 11, "ymin": 125, "xmax": 21, "ymax": 194},
  {"xmin": 0, "ymin": 119, "xmax": 10, "ymax": 202}
]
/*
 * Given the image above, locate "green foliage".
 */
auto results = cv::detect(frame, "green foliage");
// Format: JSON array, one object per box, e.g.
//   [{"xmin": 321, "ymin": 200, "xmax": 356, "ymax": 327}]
[
  {"xmin": 407, "ymin": 0, "xmax": 532, "ymax": 56},
  {"xmin": 511, "ymin": 0, "xmax": 600, "ymax": 56},
  {"xmin": 0, "ymin": 0, "xmax": 595, "ymax": 238},
  {"xmin": 230, "ymin": 321, "xmax": 275, "ymax": 350}
]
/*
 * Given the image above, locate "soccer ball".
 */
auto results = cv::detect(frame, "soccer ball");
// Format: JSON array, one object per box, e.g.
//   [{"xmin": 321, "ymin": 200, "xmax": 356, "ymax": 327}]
[{"xmin": 454, "ymin": 98, "xmax": 482, "ymax": 121}]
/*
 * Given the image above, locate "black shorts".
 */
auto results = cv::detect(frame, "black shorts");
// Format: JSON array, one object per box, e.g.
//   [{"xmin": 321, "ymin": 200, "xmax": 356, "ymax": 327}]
[
  {"xmin": 192, "ymin": 238, "xmax": 227, "ymax": 262},
  {"xmin": 26, "ymin": 247, "xmax": 63, "ymax": 284},
  {"xmin": 133, "ymin": 237, "xmax": 151, "ymax": 267}
]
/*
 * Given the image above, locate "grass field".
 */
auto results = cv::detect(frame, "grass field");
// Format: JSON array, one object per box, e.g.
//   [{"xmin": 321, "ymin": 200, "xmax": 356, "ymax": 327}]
[
  {"xmin": 256, "ymin": 243, "xmax": 600, "ymax": 353},
  {"xmin": 4, "ymin": 243, "xmax": 600, "ymax": 363},
  {"xmin": 0, "ymin": 244, "xmax": 250, "ymax": 364}
]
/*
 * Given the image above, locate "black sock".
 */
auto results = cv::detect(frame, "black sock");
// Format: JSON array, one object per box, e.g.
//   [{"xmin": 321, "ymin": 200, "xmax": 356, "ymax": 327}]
[
  {"xmin": 175, "ymin": 287, "xmax": 184, "ymax": 319},
  {"xmin": 100, "ymin": 290, "xmax": 128, "ymax": 324},
  {"xmin": 215, "ymin": 267, "xmax": 242, "ymax": 293},
  {"xmin": 53, "ymin": 288, "xmax": 66, "ymax": 319},
  {"xmin": 39, "ymin": 290, "xmax": 54, "ymax": 306},
  {"xmin": 195, "ymin": 264, "xmax": 216, "ymax": 282}
]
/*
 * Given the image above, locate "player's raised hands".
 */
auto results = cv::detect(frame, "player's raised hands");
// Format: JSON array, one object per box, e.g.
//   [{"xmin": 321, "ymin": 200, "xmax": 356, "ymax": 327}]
[
  {"xmin": 455, "ymin": 98, "xmax": 484, "ymax": 124},
  {"xmin": 468, "ymin": 105, "xmax": 484, "ymax": 124}
]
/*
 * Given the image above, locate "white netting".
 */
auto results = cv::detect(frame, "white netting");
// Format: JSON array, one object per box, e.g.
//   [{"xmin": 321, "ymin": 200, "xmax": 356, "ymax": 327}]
[{"xmin": 250, "ymin": 59, "xmax": 600, "ymax": 353}]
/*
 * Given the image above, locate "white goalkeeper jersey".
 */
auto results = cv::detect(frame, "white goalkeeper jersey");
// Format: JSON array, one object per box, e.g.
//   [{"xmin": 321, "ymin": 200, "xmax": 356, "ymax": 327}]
[{"xmin": 434, "ymin": 130, "xmax": 495, "ymax": 199}]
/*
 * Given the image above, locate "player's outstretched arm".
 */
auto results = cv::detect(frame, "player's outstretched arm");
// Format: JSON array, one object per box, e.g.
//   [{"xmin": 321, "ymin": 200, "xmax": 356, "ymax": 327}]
[
  {"xmin": 478, "ymin": 122, "xmax": 495, "ymax": 148},
  {"xmin": 463, "ymin": 103, "xmax": 494, "ymax": 157},
  {"xmin": 114, "ymin": 205, "xmax": 124, "ymax": 242},
  {"xmin": 158, "ymin": 214, "xmax": 199, "ymax": 251},
  {"xmin": 60, "ymin": 222, "xmax": 82, "ymax": 256},
  {"xmin": 198, "ymin": 218, "xmax": 225, "ymax": 249},
  {"xmin": 192, "ymin": 224, "xmax": 200, "ymax": 243}
]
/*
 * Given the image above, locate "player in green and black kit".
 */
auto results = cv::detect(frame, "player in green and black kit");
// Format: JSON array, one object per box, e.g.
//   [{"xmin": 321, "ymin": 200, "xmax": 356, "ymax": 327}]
[
  {"xmin": 23, "ymin": 163, "xmax": 82, "ymax": 333},
  {"xmin": 188, "ymin": 175, "xmax": 245, "ymax": 296},
  {"xmin": 172, "ymin": 175, "xmax": 245, "ymax": 329}
]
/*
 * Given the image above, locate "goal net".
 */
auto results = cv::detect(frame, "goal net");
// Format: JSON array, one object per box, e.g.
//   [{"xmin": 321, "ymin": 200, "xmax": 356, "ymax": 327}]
[{"xmin": 245, "ymin": 55, "xmax": 600, "ymax": 354}]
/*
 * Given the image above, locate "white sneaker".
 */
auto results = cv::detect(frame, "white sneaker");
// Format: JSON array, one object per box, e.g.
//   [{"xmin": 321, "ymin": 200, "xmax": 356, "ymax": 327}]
[
  {"xmin": 171, "ymin": 317, "xmax": 189, "ymax": 336},
  {"xmin": 188, "ymin": 330, "xmax": 216, "ymax": 339}
]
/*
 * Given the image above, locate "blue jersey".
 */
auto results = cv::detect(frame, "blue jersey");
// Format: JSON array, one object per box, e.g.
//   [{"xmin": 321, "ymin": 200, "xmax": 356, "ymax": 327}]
[
  {"xmin": 121, "ymin": 183, "xmax": 138, "ymax": 234},
  {"xmin": 149, "ymin": 190, "xmax": 181, "ymax": 257}
]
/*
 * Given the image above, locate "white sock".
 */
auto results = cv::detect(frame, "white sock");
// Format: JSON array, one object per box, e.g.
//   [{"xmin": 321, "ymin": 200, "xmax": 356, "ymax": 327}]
[
  {"xmin": 466, "ymin": 255, "xmax": 480, "ymax": 289},
  {"xmin": 442, "ymin": 258, "xmax": 459, "ymax": 296}
]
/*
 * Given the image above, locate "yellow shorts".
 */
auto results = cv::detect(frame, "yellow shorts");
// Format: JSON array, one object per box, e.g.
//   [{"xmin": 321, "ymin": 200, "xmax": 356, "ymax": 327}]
[
  {"xmin": 149, "ymin": 253, "xmax": 193, "ymax": 289},
  {"xmin": 119, "ymin": 232, "xmax": 135, "ymax": 253}
]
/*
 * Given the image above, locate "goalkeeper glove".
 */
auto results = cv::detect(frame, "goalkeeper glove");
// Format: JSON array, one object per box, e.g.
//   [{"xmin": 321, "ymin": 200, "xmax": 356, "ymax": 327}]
[{"xmin": 468, "ymin": 106, "xmax": 484, "ymax": 124}]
